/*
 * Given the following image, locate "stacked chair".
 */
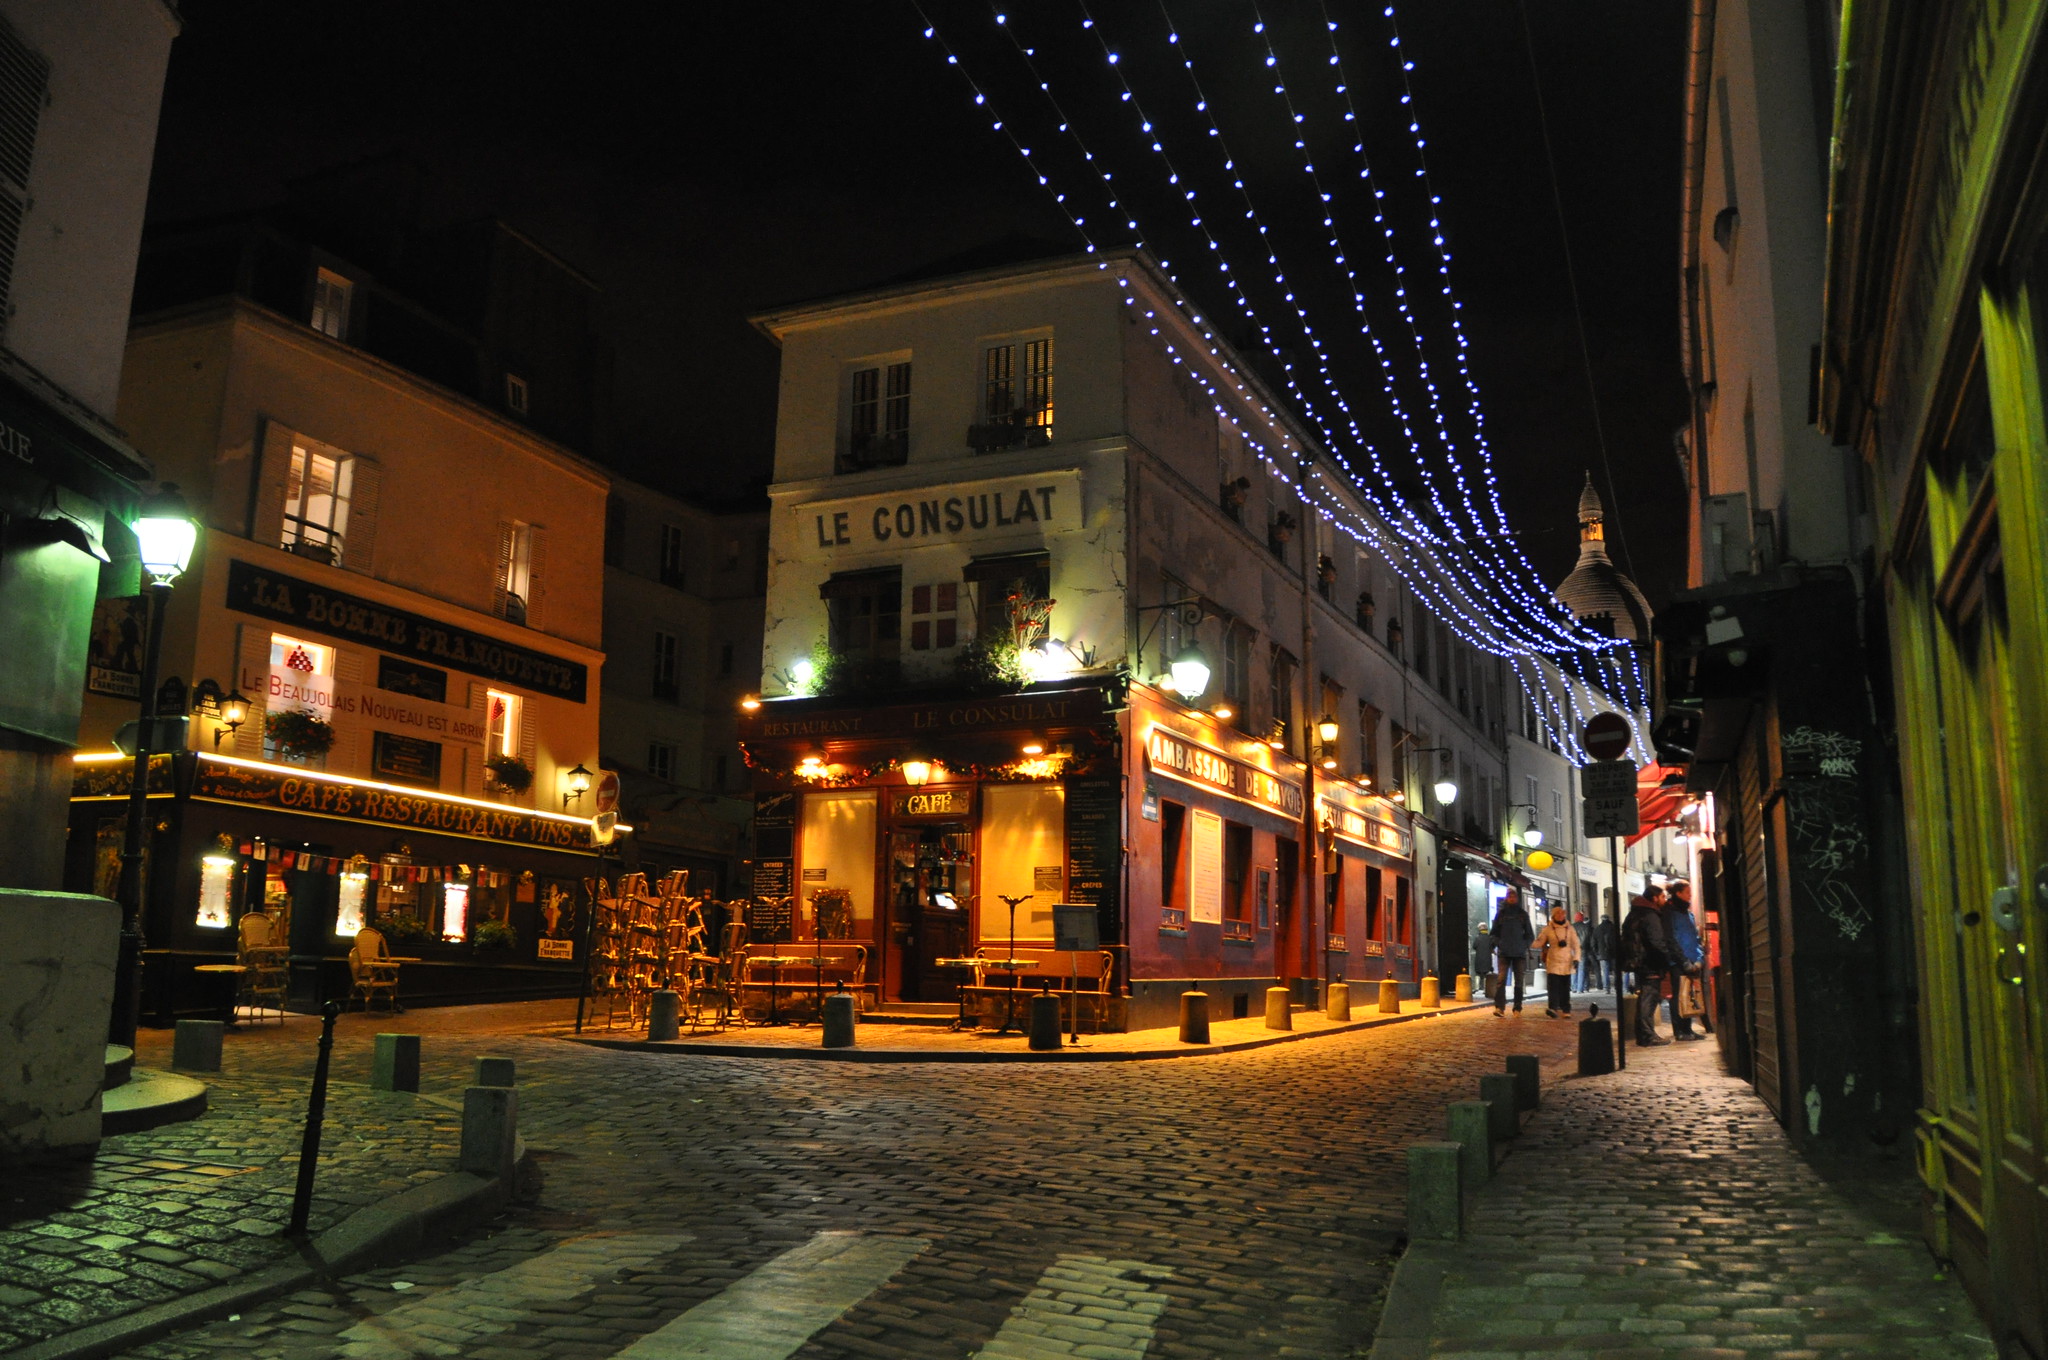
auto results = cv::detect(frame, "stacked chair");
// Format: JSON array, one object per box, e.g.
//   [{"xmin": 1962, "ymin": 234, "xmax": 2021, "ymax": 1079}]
[{"xmin": 236, "ymin": 909, "xmax": 290, "ymax": 1023}]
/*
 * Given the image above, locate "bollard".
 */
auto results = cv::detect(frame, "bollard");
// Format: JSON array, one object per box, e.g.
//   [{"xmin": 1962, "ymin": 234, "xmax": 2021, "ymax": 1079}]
[
  {"xmin": 1326, "ymin": 981, "xmax": 1351, "ymax": 1021},
  {"xmin": 1028, "ymin": 992, "xmax": 1063, "ymax": 1050},
  {"xmin": 474, "ymin": 1056, "xmax": 516, "ymax": 1088},
  {"xmin": 1578, "ymin": 1006, "xmax": 1615, "ymax": 1075},
  {"xmin": 1420, "ymin": 975, "xmax": 1442, "ymax": 1009},
  {"xmin": 372, "ymin": 1034, "xmax": 421, "ymax": 1092},
  {"xmin": 1505, "ymin": 1054, "xmax": 1540, "ymax": 1112},
  {"xmin": 1379, "ymin": 978, "xmax": 1401, "ymax": 1014},
  {"xmin": 1445, "ymin": 1100, "xmax": 1493, "ymax": 1184},
  {"xmin": 288, "ymin": 1002, "xmax": 341, "ymax": 1235},
  {"xmin": 460, "ymin": 1085, "xmax": 519, "ymax": 1181},
  {"xmin": 1478, "ymin": 1073, "xmax": 1519, "ymax": 1144},
  {"xmin": 1454, "ymin": 972, "xmax": 1473, "ymax": 1003},
  {"xmin": 1265, "ymin": 986, "xmax": 1293, "ymax": 1031},
  {"xmin": 647, "ymin": 989, "xmax": 680, "ymax": 1041},
  {"xmin": 1406, "ymin": 1142, "xmax": 1463, "ymax": 1241},
  {"xmin": 822, "ymin": 992, "xmax": 857, "ymax": 1048},
  {"xmin": 172, "ymin": 1019, "xmax": 224, "ymax": 1073},
  {"xmin": 1179, "ymin": 990, "xmax": 1210, "ymax": 1044}
]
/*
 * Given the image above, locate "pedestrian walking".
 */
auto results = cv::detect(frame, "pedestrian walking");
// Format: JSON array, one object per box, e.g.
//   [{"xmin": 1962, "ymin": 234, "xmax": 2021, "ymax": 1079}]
[
  {"xmin": 1571, "ymin": 910, "xmax": 1594, "ymax": 991},
  {"xmin": 1535, "ymin": 906, "xmax": 1580, "ymax": 1018},
  {"xmin": 1661, "ymin": 880, "xmax": 1708, "ymax": 1040},
  {"xmin": 1471, "ymin": 919, "xmax": 1493, "ymax": 996},
  {"xmin": 1621, "ymin": 890, "xmax": 1672, "ymax": 1046},
  {"xmin": 1489, "ymin": 888, "xmax": 1535, "ymax": 1015},
  {"xmin": 1594, "ymin": 912, "xmax": 1619, "ymax": 992}
]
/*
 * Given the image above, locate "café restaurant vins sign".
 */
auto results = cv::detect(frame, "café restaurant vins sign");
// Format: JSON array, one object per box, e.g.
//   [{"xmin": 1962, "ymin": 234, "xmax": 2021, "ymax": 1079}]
[
  {"xmin": 802, "ymin": 471, "xmax": 1079, "ymax": 552},
  {"xmin": 226, "ymin": 560, "xmax": 587, "ymax": 701},
  {"xmin": 192, "ymin": 759, "xmax": 595, "ymax": 851},
  {"xmin": 1145, "ymin": 726, "xmax": 1304, "ymax": 819}
]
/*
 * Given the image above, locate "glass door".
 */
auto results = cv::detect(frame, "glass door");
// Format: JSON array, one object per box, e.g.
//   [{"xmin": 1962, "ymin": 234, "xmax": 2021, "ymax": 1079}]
[{"xmin": 889, "ymin": 822, "xmax": 973, "ymax": 1001}]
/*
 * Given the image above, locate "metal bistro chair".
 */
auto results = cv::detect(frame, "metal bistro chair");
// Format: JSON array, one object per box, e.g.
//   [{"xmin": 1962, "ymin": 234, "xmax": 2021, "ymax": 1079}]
[
  {"xmin": 237, "ymin": 909, "xmax": 289, "ymax": 1024},
  {"xmin": 691, "ymin": 919, "xmax": 750, "ymax": 1031},
  {"xmin": 348, "ymin": 926, "xmax": 401, "ymax": 1013}
]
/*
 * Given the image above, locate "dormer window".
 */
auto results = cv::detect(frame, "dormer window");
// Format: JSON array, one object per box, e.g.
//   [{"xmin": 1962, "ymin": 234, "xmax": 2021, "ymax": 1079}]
[
  {"xmin": 505, "ymin": 373, "xmax": 530, "ymax": 415},
  {"xmin": 310, "ymin": 268, "xmax": 353, "ymax": 339}
]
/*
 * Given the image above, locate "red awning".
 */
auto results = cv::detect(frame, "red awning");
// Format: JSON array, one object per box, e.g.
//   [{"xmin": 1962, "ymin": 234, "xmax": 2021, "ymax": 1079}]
[{"xmin": 1627, "ymin": 763, "xmax": 1690, "ymax": 847}]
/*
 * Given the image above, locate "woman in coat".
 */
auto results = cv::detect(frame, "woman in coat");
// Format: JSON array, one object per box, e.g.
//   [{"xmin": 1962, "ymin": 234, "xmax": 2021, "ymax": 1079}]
[{"xmin": 1535, "ymin": 905, "xmax": 1582, "ymax": 1019}]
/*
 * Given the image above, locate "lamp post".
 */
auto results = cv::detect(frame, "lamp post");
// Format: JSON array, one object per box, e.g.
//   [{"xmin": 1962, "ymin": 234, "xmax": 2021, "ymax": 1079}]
[{"xmin": 111, "ymin": 485, "xmax": 198, "ymax": 1047}]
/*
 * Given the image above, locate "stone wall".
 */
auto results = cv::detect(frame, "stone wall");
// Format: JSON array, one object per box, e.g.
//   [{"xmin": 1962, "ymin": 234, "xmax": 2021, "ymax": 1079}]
[{"xmin": 0, "ymin": 889, "xmax": 118, "ymax": 1158}]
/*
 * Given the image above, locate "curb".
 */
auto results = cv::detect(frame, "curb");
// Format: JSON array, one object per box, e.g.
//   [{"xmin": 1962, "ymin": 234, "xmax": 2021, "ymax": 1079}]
[
  {"xmin": 563, "ymin": 999, "xmax": 1492, "ymax": 1063},
  {"xmin": 0, "ymin": 1168, "xmax": 514, "ymax": 1360},
  {"xmin": 1366, "ymin": 1240, "xmax": 1453, "ymax": 1360}
]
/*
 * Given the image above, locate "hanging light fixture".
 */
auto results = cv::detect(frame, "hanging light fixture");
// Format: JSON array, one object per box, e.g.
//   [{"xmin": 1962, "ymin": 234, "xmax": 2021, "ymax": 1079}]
[
  {"xmin": 1316, "ymin": 716, "xmax": 1340, "ymax": 745},
  {"xmin": 901, "ymin": 759, "xmax": 932, "ymax": 787},
  {"xmin": 134, "ymin": 484, "xmax": 199, "ymax": 585},
  {"xmin": 1168, "ymin": 645, "xmax": 1211, "ymax": 699}
]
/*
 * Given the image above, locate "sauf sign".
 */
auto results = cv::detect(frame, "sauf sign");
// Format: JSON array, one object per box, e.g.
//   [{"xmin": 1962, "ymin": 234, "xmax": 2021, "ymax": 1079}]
[{"xmin": 803, "ymin": 472, "xmax": 1078, "ymax": 551}]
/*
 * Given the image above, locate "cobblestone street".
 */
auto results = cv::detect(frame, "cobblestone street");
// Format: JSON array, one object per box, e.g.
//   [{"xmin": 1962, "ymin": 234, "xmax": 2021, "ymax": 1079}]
[{"xmin": 72, "ymin": 1004, "xmax": 1583, "ymax": 1360}]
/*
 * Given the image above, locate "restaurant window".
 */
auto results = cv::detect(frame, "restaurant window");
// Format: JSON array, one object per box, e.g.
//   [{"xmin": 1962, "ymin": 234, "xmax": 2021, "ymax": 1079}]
[
  {"xmin": 800, "ymin": 789, "xmax": 878, "ymax": 938},
  {"xmin": 485, "ymin": 689, "xmax": 522, "ymax": 758},
  {"xmin": 1358, "ymin": 702, "xmax": 1382, "ymax": 783},
  {"xmin": 647, "ymin": 740, "xmax": 676, "ymax": 783},
  {"xmin": 658, "ymin": 523, "xmax": 686, "ymax": 586},
  {"xmin": 1364, "ymin": 864, "xmax": 1384, "ymax": 940},
  {"xmin": 264, "ymin": 634, "xmax": 334, "ymax": 765},
  {"xmin": 964, "ymin": 553, "xmax": 1049, "ymax": 647},
  {"xmin": 281, "ymin": 438, "xmax": 353, "ymax": 566},
  {"xmin": 652, "ymin": 631, "xmax": 679, "ymax": 701},
  {"xmin": 1160, "ymin": 799, "xmax": 1188, "ymax": 911},
  {"xmin": 844, "ymin": 360, "xmax": 911, "ymax": 470},
  {"xmin": 496, "ymin": 520, "xmax": 539, "ymax": 625},
  {"xmin": 310, "ymin": 267, "xmax": 352, "ymax": 339},
  {"xmin": 822, "ymin": 568, "xmax": 903, "ymax": 662},
  {"xmin": 1222, "ymin": 821, "xmax": 1252, "ymax": 922},
  {"xmin": 1269, "ymin": 646, "xmax": 1297, "ymax": 751},
  {"xmin": 909, "ymin": 582, "xmax": 959, "ymax": 651},
  {"xmin": 979, "ymin": 783, "xmax": 1065, "ymax": 945},
  {"xmin": 975, "ymin": 335, "xmax": 1053, "ymax": 451}
]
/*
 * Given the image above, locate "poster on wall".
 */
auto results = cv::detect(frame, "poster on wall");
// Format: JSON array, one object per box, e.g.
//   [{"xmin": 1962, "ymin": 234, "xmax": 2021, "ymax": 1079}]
[
  {"xmin": 86, "ymin": 595, "xmax": 147, "ymax": 698},
  {"xmin": 371, "ymin": 731, "xmax": 443, "ymax": 786},
  {"xmin": 1190, "ymin": 807, "xmax": 1224, "ymax": 925}
]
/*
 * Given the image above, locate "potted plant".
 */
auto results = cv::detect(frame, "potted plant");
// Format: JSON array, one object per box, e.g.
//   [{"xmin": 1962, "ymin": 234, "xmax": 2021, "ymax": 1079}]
[
  {"xmin": 486, "ymin": 754, "xmax": 534, "ymax": 792},
  {"xmin": 380, "ymin": 913, "xmax": 433, "ymax": 945},
  {"xmin": 264, "ymin": 708, "xmax": 335, "ymax": 762},
  {"xmin": 472, "ymin": 919, "xmax": 519, "ymax": 951}
]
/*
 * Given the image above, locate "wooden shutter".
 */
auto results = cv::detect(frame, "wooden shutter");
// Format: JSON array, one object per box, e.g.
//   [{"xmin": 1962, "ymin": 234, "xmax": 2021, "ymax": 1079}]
[
  {"xmin": 493, "ymin": 521, "xmax": 513, "ymax": 618},
  {"xmin": 464, "ymin": 682, "xmax": 489, "ymax": 797},
  {"xmin": 253, "ymin": 421, "xmax": 296, "ymax": 547},
  {"xmin": 344, "ymin": 456, "xmax": 382, "ymax": 576},
  {"xmin": 1738, "ymin": 720, "xmax": 1783, "ymax": 1119},
  {"xmin": 517, "ymin": 705, "xmax": 538, "ymax": 808},
  {"xmin": 235, "ymin": 625, "xmax": 270, "ymax": 760},
  {"xmin": 525, "ymin": 526, "xmax": 548, "ymax": 630}
]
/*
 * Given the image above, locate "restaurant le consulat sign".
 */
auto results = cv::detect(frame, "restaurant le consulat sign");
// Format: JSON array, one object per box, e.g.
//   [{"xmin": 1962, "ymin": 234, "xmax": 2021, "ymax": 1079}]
[{"xmin": 799, "ymin": 470, "xmax": 1081, "ymax": 552}]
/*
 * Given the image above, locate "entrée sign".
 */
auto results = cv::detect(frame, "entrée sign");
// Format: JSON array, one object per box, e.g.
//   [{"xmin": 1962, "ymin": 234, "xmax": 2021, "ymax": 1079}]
[
  {"xmin": 1144, "ymin": 727, "xmax": 1304, "ymax": 819},
  {"xmin": 192, "ymin": 760, "xmax": 595, "ymax": 851}
]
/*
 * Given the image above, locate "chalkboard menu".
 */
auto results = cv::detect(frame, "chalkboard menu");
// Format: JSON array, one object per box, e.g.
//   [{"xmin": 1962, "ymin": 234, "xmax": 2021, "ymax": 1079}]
[
  {"xmin": 751, "ymin": 790, "xmax": 796, "ymax": 917},
  {"xmin": 751, "ymin": 857, "xmax": 792, "ymax": 900},
  {"xmin": 749, "ymin": 895, "xmax": 794, "ymax": 943},
  {"xmin": 1065, "ymin": 779, "xmax": 1121, "ymax": 943}
]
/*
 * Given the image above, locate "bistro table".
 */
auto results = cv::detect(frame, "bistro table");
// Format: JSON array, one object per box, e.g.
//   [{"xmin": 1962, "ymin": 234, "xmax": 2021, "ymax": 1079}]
[
  {"xmin": 977, "ymin": 958, "xmax": 1039, "ymax": 1035},
  {"xmin": 745, "ymin": 955, "xmax": 805, "ymax": 1025},
  {"xmin": 192, "ymin": 963, "xmax": 247, "ymax": 1029},
  {"xmin": 932, "ymin": 956, "xmax": 983, "ymax": 1030}
]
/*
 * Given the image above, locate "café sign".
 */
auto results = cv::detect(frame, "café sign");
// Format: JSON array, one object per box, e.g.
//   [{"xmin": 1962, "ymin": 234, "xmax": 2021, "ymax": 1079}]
[
  {"xmin": 192, "ymin": 758, "xmax": 595, "ymax": 851},
  {"xmin": 801, "ymin": 470, "xmax": 1079, "ymax": 552},
  {"xmin": 1144, "ymin": 726, "xmax": 1304, "ymax": 819},
  {"xmin": 226, "ymin": 559, "xmax": 587, "ymax": 702}
]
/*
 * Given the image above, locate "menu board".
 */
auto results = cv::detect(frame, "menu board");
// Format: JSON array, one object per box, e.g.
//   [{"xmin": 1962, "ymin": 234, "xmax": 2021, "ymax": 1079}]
[
  {"xmin": 749, "ymin": 895, "xmax": 794, "ymax": 943},
  {"xmin": 751, "ymin": 790, "xmax": 796, "ymax": 917},
  {"xmin": 751, "ymin": 857, "xmax": 792, "ymax": 900},
  {"xmin": 1064, "ymin": 779, "xmax": 1121, "ymax": 943}
]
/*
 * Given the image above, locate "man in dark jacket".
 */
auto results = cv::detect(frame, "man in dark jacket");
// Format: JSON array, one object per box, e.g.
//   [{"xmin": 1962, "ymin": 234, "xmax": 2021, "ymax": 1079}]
[
  {"xmin": 1621, "ymin": 890, "xmax": 1671, "ymax": 1045},
  {"xmin": 1594, "ymin": 912, "xmax": 1619, "ymax": 989},
  {"xmin": 1660, "ymin": 880, "xmax": 1708, "ymax": 1040},
  {"xmin": 1572, "ymin": 911, "xmax": 1596, "ymax": 991},
  {"xmin": 1471, "ymin": 920, "xmax": 1493, "ymax": 995},
  {"xmin": 1489, "ymin": 889, "xmax": 1535, "ymax": 1015}
]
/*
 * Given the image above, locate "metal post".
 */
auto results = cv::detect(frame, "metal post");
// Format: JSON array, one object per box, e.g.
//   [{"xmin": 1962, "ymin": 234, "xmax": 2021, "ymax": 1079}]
[
  {"xmin": 287, "ymin": 1000, "xmax": 341, "ymax": 1236},
  {"xmin": 110, "ymin": 581, "xmax": 171, "ymax": 1049},
  {"xmin": 1612, "ymin": 835, "xmax": 1625, "ymax": 1071}
]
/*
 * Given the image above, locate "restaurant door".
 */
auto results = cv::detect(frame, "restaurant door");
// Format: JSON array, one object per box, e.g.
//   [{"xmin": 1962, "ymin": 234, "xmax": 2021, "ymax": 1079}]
[{"xmin": 888, "ymin": 820, "xmax": 972, "ymax": 1002}]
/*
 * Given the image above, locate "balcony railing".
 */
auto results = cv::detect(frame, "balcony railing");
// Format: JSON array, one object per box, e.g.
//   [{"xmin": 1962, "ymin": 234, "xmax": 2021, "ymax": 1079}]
[
  {"xmin": 836, "ymin": 428, "xmax": 908, "ymax": 473},
  {"xmin": 967, "ymin": 418, "xmax": 1052, "ymax": 454}
]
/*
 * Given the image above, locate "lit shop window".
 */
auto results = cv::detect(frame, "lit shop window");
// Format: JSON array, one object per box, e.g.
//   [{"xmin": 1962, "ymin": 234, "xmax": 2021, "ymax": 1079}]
[
  {"xmin": 486, "ymin": 689, "xmax": 522, "ymax": 757},
  {"xmin": 196, "ymin": 851, "xmax": 236, "ymax": 929},
  {"xmin": 271, "ymin": 633, "xmax": 333, "ymax": 675},
  {"xmin": 335, "ymin": 862, "xmax": 369, "ymax": 936},
  {"xmin": 281, "ymin": 439, "xmax": 353, "ymax": 566},
  {"xmin": 441, "ymin": 881, "xmax": 469, "ymax": 942}
]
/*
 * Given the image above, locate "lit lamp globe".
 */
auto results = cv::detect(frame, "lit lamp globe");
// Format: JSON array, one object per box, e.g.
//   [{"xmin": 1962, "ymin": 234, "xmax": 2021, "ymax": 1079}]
[
  {"xmin": 1526, "ymin": 849, "xmax": 1556, "ymax": 872},
  {"xmin": 134, "ymin": 484, "xmax": 198, "ymax": 584},
  {"xmin": 1433, "ymin": 777, "xmax": 1459, "ymax": 805},
  {"xmin": 1168, "ymin": 646, "xmax": 1211, "ymax": 699},
  {"xmin": 1522, "ymin": 826, "xmax": 1545, "ymax": 848},
  {"xmin": 1316, "ymin": 716, "xmax": 1340, "ymax": 745},
  {"xmin": 901, "ymin": 759, "xmax": 933, "ymax": 787}
]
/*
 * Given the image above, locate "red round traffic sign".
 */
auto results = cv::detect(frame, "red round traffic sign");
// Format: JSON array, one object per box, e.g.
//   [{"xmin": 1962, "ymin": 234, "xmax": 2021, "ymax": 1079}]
[
  {"xmin": 1580, "ymin": 712, "xmax": 1634, "ymax": 761},
  {"xmin": 594, "ymin": 769, "xmax": 621, "ymax": 815}
]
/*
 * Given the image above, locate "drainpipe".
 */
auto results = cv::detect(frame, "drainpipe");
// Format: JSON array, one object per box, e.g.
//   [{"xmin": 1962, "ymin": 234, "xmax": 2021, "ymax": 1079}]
[
  {"xmin": 1297, "ymin": 456, "xmax": 1321, "ymax": 1004},
  {"xmin": 1680, "ymin": 0, "xmax": 1717, "ymax": 587}
]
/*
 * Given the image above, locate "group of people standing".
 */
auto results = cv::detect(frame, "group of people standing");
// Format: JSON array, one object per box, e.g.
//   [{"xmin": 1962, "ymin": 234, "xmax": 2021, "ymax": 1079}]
[{"xmin": 1470, "ymin": 881, "xmax": 1708, "ymax": 1045}]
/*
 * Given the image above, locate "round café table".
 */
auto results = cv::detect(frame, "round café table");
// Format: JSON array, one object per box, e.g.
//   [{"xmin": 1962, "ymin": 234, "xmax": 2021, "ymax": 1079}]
[
  {"xmin": 932, "ymin": 957, "xmax": 983, "ymax": 1030},
  {"xmin": 746, "ymin": 956, "xmax": 805, "ymax": 1025},
  {"xmin": 976, "ymin": 958, "xmax": 1039, "ymax": 1035},
  {"xmin": 192, "ymin": 963, "xmax": 247, "ymax": 1029}
]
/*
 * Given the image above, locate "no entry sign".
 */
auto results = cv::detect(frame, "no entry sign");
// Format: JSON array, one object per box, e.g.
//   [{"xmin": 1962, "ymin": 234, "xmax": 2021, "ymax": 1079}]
[{"xmin": 1580, "ymin": 712, "xmax": 1634, "ymax": 762}]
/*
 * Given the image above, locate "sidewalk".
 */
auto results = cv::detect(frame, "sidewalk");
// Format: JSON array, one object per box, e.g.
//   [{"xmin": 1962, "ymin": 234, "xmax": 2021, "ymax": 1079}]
[{"xmin": 1371, "ymin": 1036, "xmax": 1995, "ymax": 1360}]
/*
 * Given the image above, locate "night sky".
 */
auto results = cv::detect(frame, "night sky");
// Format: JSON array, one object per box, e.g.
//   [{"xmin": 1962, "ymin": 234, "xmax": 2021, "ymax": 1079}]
[{"xmin": 144, "ymin": 1, "xmax": 1687, "ymax": 603}]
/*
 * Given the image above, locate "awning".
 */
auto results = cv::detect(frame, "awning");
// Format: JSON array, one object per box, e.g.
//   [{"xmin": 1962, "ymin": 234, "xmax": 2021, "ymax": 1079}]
[{"xmin": 1628, "ymin": 762, "xmax": 1690, "ymax": 846}]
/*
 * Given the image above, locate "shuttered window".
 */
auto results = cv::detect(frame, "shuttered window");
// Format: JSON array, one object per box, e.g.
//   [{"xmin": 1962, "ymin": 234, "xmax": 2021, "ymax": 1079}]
[
  {"xmin": 0, "ymin": 15, "xmax": 46, "ymax": 329},
  {"xmin": 495, "ymin": 521, "xmax": 546, "ymax": 626}
]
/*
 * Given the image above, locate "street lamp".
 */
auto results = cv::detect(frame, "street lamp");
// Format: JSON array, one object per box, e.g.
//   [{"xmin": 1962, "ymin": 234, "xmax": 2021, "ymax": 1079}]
[
  {"xmin": 561, "ymin": 762, "xmax": 593, "ymax": 809},
  {"xmin": 901, "ymin": 759, "xmax": 933, "ymax": 787},
  {"xmin": 1510, "ymin": 802, "xmax": 1544, "ymax": 848},
  {"xmin": 111, "ymin": 484, "xmax": 198, "ymax": 1047},
  {"xmin": 1168, "ymin": 645, "xmax": 1211, "ymax": 699}
]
